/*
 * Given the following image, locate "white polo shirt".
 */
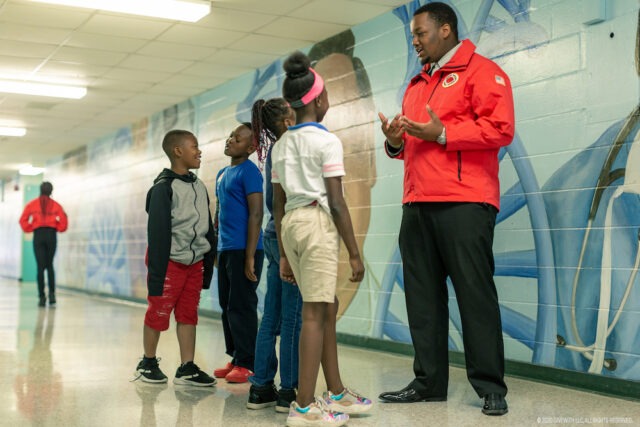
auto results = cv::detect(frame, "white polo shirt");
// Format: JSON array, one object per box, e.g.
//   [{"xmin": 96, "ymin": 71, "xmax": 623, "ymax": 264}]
[{"xmin": 271, "ymin": 122, "xmax": 345, "ymax": 214}]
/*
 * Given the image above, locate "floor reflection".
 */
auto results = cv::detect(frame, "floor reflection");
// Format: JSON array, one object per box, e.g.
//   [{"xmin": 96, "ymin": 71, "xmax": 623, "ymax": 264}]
[{"xmin": 14, "ymin": 307, "xmax": 62, "ymax": 423}]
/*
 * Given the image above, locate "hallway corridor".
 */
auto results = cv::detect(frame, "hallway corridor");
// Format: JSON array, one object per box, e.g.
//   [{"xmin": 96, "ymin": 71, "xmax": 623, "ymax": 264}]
[{"xmin": 1, "ymin": 278, "xmax": 638, "ymax": 426}]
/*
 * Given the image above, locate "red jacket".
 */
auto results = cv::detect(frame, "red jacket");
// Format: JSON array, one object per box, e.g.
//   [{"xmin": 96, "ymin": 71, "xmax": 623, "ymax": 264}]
[
  {"xmin": 387, "ymin": 39, "xmax": 515, "ymax": 209},
  {"xmin": 19, "ymin": 196, "xmax": 68, "ymax": 233}
]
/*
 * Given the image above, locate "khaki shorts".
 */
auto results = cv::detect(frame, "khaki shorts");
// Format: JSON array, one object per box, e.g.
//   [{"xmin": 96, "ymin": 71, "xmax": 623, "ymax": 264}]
[{"xmin": 281, "ymin": 205, "xmax": 339, "ymax": 303}]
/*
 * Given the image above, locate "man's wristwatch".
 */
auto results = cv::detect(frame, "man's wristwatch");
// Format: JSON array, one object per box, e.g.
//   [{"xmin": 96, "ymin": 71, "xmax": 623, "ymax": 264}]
[{"xmin": 436, "ymin": 126, "xmax": 446, "ymax": 145}]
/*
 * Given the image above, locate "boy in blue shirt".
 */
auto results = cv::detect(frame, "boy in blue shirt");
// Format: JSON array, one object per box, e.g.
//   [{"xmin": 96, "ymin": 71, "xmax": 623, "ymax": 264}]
[{"xmin": 213, "ymin": 122, "xmax": 265, "ymax": 383}]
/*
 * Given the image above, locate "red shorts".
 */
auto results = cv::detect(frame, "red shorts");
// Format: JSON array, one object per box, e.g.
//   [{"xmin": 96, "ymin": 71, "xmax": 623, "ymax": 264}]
[{"xmin": 144, "ymin": 260, "xmax": 203, "ymax": 331}]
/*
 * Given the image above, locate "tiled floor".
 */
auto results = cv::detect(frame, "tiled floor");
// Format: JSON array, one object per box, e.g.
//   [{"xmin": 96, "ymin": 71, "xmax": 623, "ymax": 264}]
[{"xmin": 1, "ymin": 277, "xmax": 638, "ymax": 427}]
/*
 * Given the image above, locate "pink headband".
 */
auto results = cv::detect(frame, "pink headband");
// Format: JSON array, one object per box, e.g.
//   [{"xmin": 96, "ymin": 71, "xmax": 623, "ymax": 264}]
[{"xmin": 290, "ymin": 68, "xmax": 324, "ymax": 108}]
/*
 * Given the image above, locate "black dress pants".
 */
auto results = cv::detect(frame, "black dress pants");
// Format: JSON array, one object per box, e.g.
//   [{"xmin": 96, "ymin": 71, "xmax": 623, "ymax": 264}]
[
  {"xmin": 33, "ymin": 227, "xmax": 57, "ymax": 300},
  {"xmin": 217, "ymin": 249, "xmax": 264, "ymax": 371},
  {"xmin": 399, "ymin": 202, "xmax": 507, "ymax": 397}
]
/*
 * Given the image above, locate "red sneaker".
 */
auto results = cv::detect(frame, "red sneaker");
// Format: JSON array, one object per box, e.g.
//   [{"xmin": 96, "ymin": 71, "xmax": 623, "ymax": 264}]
[
  {"xmin": 213, "ymin": 362, "xmax": 235, "ymax": 378},
  {"xmin": 225, "ymin": 366, "xmax": 254, "ymax": 383}
]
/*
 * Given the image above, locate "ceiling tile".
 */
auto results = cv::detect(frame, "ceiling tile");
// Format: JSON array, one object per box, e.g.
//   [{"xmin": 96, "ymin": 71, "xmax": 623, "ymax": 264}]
[
  {"xmin": 23, "ymin": 116, "xmax": 81, "ymax": 130},
  {"xmin": 229, "ymin": 34, "xmax": 312, "ymax": 55},
  {"xmin": 63, "ymin": 127, "xmax": 113, "ymax": 139},
  {"xmin": 38, "ymin": 61, "xmax": 110, "ymax": 80},
  {"xmin": 0, "ymin": 39, "xmax": 58, "ymax": 58},
  {"xmin": 0, "ymin": 3, "xmax": 92, "ymax": 29},
  {"xmin": 117, "ymin": 93, "xmax": 188, "ymax": 111},
  {"xmin": 202, "ymin": 48, "xmax": 280, "ymax": 68},
  {"xmin": 290, "ymin": 0, "xmax": 390, "ymax": 26},
  {"xmin": 213, "ymin": 0, "xmax": 311, "ymax": 15},
  {"xmin": 0, "ymin": 56, "xmax": 42, "ymax": 75},
  {"xmin": 65, "ymin": 32, "xmax": 149, "ymax": 53},
  {"xmin": 181, "ymin": 62, "xmax": 252, "ymax": 78},
  {"xmin": 161, "ymin": 74, "xmax": 228, "ymax": 91},
  {"xmin": 79, "ymin": 13, "xmax": 172, "ymax": 39},
  {"xmin": 157, "ymin": 25, "xmax": 247, "ymax": 48},
  {"xmin": 351, "ymin": 0, "xmax": 408, "ymax": 6},
  {"xmin": 53, "ymin": 46, "xmax": 128, "ymax": 66},
  {"xmin": 137, "ymin": 41, "xmax": 217, "ymax": 61},
  {"xmin": 88, "ymin": 78, "xmax": 154, "ymax": 93},
  {"xmin": 102, "ymin": 67, "xmax": 172, "ymax": 84},
  {"xmin": 119, "ymin": 54, "xmax": 193, "ymax": 74},
  {"xmin": 257, "ymin": 17, "xmax": 348, "ymax": 41},
  {"xmin": 0, "ymin": 23, "xmax": 71, "ymax": 45},
  {"xmin": 145, "ymin": 84, "xmax": 204, "ymax": 97},
  {"xmin": 195, "ymin": 6, "xmax": 277, "ymax": 32},
  {"xmin": 89, "ymin": 110, "xmax": 143, "ymax": 124},
  {"xmin": 46, "ymin": 104, "xmax": 101, "ymax": 119}
]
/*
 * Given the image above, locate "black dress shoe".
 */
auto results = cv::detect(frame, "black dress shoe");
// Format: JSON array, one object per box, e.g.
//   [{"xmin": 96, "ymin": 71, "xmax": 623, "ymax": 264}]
[
  {"xmin": 482, "ymin": 393, "xmax": 508, "ymax": 415},
  {"xmin": 379, "ymin": 386, "xmax": 446, "ymax": 403}
]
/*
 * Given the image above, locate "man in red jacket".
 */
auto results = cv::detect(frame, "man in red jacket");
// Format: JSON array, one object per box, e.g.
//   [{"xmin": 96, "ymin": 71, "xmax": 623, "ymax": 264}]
[
  {"xmin": 19, "ymin": 182, "xmax": 68, "ymax": 307},
  {"xmin": 378, "ymin": 2, "xmax": 514, "ymax": 416}
]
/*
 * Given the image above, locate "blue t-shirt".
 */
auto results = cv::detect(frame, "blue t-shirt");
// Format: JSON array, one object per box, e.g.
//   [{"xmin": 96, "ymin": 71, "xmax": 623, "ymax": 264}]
[{"xmin": 216, "ymin": 160, "xmax": 264, "ymax": 251}]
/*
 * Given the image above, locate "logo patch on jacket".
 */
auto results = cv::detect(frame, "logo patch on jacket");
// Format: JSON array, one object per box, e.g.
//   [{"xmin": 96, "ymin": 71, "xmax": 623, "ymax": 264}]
[
  {"xmin": 495, "ymin": 74, "xmax": 506, "ymax": 86},
  {"xmin": 442, "ymin": 73, "xmax": 459, "ymax": 88}
]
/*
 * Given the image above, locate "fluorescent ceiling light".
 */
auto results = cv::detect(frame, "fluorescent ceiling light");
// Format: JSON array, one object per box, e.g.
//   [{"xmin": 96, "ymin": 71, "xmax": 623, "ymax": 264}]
[
  {"xmin": 0, "ymin": 79, "xmax": 86, "ymax": 99},
  {"xmin": 0, "ymin": 126, "xmax": 27, "ymax": 137},
  {"xmin": 19, "ymin": 165, "xmax": 46, "ymax": 176},
  {"xmin": 30, "ymin": 0, "xmax": 211, "ymax": 22}
]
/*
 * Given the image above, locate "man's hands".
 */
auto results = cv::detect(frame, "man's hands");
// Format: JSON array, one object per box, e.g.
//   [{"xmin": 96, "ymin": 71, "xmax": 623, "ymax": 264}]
[
  {"xmin": 379, "ymin": 112, "xmax": 404, "ymax": 147},
  {"xmin": 379, "ymin": 105, "xmax": 444, "ymax": 144}
]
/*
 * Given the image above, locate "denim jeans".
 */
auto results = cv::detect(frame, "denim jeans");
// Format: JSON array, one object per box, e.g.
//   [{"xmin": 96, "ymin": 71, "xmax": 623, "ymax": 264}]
[{"xmin": 250, "ymin": 235, "xmax": 302, "ymax": 389}]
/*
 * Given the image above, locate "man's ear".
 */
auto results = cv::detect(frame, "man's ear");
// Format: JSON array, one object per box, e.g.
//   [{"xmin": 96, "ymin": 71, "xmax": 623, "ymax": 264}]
[
  {"xmin": 173, "ymin": 144, "xmax": 183, "ymax": 158},
  {"xmin": 247, "ymin": 144, "xmax": 256, "ymax": 154},
  {"xmin": 441, "ymin": 23, "xmax": 451, "ymax": 39}
]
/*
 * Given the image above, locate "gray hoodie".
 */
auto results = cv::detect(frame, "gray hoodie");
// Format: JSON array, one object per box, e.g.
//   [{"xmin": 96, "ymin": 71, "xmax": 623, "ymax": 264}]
[{"xmin": 145, "ymin": 168, "xmax": 215, "ymax": 296}]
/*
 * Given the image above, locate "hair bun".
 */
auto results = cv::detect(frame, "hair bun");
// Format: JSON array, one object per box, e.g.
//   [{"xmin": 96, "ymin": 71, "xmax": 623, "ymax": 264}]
[{"xmin": 283, "ymin": 51, "xmax": 311, "ymax": 79}]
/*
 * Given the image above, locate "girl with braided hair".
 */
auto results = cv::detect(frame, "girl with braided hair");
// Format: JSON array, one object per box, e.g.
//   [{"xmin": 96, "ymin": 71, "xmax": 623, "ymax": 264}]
[
  {"xmin": 246, "ymin": 98, "xmax": 303, "ymax": 413},
  {"xmin": 272, "ymin": 51, "xmax": 372, "ymax": 427}
]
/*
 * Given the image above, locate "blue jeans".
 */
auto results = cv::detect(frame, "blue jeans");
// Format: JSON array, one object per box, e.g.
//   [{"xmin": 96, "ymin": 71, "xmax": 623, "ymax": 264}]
[{"xmin": 250, "ymin": 235, "xmax": 302, "ymax": 389}]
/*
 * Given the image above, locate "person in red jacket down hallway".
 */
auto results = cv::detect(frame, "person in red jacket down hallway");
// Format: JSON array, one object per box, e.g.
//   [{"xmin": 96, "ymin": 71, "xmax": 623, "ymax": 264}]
[
  {"xmin": 377, "ymin": 2, "xmax": 514, "ymax": 416},
  {"xmin": 19, "ymin": 181, "xmax": 68, "ymax": 308}
]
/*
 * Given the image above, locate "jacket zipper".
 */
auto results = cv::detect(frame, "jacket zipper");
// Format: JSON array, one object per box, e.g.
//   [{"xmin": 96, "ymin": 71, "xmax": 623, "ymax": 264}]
[
  {"xmin": 189, "ymin": 182, "xmax": 199, "ymax": 265},
  {"xmin": 426, "ymin": 71, "xmax": 463, "ymax": 182}
]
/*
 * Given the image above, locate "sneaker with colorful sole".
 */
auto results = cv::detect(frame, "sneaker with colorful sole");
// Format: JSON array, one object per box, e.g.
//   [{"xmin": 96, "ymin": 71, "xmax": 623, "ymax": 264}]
[{"xmin": 322, "ymin": 387, "xmax": 372, "ymax": 414}]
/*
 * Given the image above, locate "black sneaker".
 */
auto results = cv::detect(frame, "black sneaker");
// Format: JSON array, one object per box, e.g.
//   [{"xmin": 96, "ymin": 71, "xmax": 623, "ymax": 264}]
[
  {"xmin": 173, "ymin": 361, "xmax": 216, "ymax": 387},
  {"xmin": 246, "ymin": 383, "xmax": 278, "ymax": 410},
  {"xmin": 38, "ymin": 297, "xmax": 46, "ymax": 307},
  {"xmin": 49, "ymin": 297, "xmax": 57, "ymax": 307},
  {"xmin": 134, "ymin": 357, "xmax": 168, "ymax": 383},
  {"xmin": 276, "ymin": 388, "xmax": 297, "ymax": 413}
]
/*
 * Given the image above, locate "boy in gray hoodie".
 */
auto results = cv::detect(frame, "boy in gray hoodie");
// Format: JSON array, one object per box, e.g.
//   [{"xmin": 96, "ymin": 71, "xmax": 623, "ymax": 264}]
[{"xmin": 134, "ymin": 129, "xmax": 216, "ymax": 386}]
